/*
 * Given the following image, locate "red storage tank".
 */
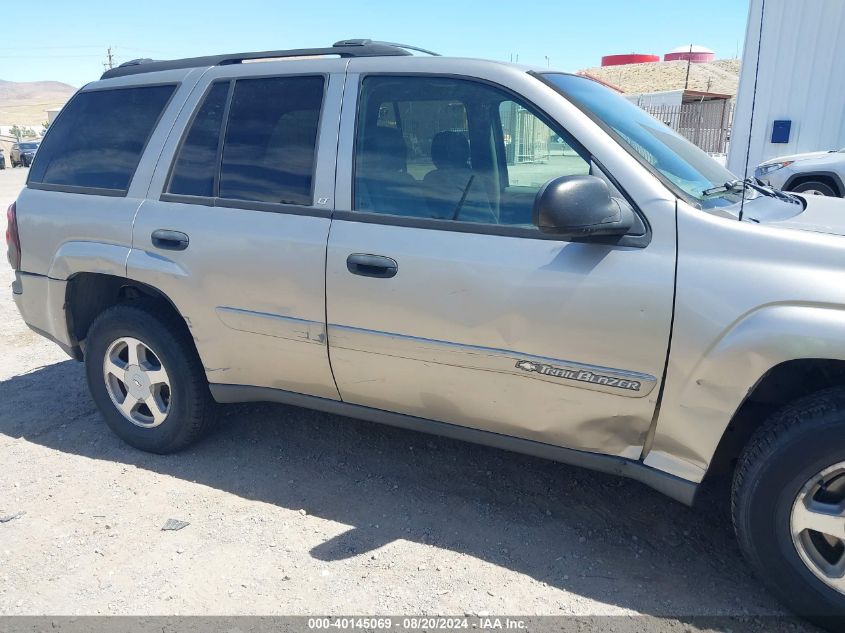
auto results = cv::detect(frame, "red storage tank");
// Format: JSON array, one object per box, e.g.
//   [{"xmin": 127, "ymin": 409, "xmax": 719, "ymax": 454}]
[
  {"xmin": 601, "ymin": 53, "xmax": 660, "ymax": 67},
  {"xmin": 664, "ymin": 45, "xmax": 715, "ymax": 63}
]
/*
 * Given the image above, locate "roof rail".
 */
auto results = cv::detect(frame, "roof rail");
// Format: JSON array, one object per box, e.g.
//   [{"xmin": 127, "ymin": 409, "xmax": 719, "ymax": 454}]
[
  {"xmin": 337, "ymin": 39, "xmax": 441, "ymax": 57},
  {"xmin": 100, "ymin": 39, "xmax": 434, "ymax": 80}
]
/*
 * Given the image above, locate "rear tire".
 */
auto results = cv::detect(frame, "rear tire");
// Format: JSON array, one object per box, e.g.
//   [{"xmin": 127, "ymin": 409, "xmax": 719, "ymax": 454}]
[
  {"xmin": 790, "ymin": 181, "xmax": 839, "ymax": 197},
  {"xmin": 84, "ymin": 300, "xmax": 214, "ymax": 453},
  {"xmin": 733, "ymin": 388, "xmax": 845, "ymax": 627}
]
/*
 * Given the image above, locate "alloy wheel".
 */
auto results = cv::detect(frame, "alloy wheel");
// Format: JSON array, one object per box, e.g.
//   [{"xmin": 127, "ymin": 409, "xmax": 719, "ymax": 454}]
[
  {"xmin": 791, "ymin": 461, "xmax": 845, "ymax": 594},
  {"xmin": 102, "ymin": 336, "xmax": 172, "ymax": 428}
]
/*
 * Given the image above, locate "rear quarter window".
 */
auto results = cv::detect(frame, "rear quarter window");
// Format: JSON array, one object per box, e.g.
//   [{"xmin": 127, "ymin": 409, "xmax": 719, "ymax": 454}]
[{"xmin": 29, "ymin": 84, "xmax": 176, "ymax": 194}]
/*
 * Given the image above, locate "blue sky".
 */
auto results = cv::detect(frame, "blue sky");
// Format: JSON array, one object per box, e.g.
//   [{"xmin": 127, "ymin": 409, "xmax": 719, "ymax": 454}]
[{"xmin": 2, "ymin": 0, "xmax": 751, "ymax": 87}]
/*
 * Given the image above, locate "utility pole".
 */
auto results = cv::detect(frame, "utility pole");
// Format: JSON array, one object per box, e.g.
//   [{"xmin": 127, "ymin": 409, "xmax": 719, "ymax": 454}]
[
  {"xmin": 103, "ymin": 46, "xmax": 115, "ymax": 71},
  {"xmin": 683, "ymin": 43, "xmax": 693, "ymax": 90}
]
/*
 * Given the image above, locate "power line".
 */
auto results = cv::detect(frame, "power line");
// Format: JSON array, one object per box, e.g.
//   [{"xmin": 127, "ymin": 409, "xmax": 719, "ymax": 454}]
[
  {"xmin": 0, "ymin": 44, "xmax": 101, "ymax": 50},
  {"xmin": 119, "ymin": 46, "xmax": 170, "ymax": 55},
  {"xmin": 0, "ymin": 54, "xmax": 101, "ymax": 59}
]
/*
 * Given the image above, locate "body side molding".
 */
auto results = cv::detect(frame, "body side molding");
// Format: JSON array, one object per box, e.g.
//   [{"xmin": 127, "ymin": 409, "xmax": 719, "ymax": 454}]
[{"xmin": 327, "ymin": 324, "xmax": 657, "ymax": 397}]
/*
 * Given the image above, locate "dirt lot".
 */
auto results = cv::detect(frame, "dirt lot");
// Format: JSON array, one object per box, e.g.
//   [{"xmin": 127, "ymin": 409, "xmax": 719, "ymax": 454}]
[{"xmin": 0, "ymin": 166, "xmax": 818, "ymax": 630}]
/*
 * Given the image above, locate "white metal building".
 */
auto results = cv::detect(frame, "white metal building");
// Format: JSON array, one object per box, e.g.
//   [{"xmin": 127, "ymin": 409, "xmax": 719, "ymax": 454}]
[{"xmin": 728, "ymin": 0, "xmax": 845, "ymax": 177}]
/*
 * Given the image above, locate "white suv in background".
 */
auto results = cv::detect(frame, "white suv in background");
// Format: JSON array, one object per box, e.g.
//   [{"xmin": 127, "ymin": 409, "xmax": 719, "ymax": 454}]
[{"xmin": 756, "ymin": 148, "xmax": 845, "ymax": 197}]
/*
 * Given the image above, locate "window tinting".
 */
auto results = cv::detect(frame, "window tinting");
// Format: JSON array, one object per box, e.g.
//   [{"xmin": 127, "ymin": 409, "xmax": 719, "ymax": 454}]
[
  {"xmin": 29, "ymin": 84, "xmax": 175, "ymax": 192},
  {"xmin": 168, "ymin": 82, "xmax": 229, "ymax": 197},
  {"xmin": 354, "ymin": 76, "xmax": 590, "ymax": 227},
  {"xmin": 219, "ymin": 76, "xmax": 324, "ymax": 205}
]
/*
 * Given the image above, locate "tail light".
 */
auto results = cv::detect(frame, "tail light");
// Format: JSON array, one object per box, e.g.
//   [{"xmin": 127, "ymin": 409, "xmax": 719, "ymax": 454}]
[{"xmin": 6, "ymin": 202, "xmax": 20, "ymax": 271}]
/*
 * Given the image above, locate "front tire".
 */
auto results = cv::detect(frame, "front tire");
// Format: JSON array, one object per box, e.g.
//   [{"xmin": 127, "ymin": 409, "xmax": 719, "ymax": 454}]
[
  {"xmin": 791, "ymin": 181, "xmax": 839, "ymax": 197},
  {"xmin": 733, "ymin": 388, "xmax": 845, "ymax": 625},
  {"xmin": 85, "ymin": 301, "xmax": 214, "ymax": 453}
]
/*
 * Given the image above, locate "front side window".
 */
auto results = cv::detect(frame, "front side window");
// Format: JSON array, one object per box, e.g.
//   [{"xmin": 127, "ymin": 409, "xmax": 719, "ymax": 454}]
[
  {"xmin": 540, "ymin": 73, "xmax": 742, "ymax": 209},
  {"xmin": 219, "ymin": 75, "xmax": 324, "ymax": 206},
  {"xmin": 168, "ymin": 82, "xmax": 229, "ymax": 197},
  {"xmin": 29, "ymin": 84, "xmax": 175, "ymax": 193},
  {"xmin": 354, "ymin": 76, "xmax": 590, "ymax": 227}
]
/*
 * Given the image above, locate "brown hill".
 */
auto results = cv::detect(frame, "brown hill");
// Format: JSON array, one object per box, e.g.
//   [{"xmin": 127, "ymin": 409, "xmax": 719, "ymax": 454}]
[
  {"xmin": 580, "ymin": 59, "xmax": 741, "ymax": 96},
  {"xmin": 0, "ymin": 80, "xmax": 76, "ymax": 126}
]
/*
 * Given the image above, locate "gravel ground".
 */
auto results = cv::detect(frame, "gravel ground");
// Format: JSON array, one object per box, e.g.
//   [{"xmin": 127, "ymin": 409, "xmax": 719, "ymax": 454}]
[{"xmin": 0, "ymin": 167, "xmax": 820, "ymax": 631}]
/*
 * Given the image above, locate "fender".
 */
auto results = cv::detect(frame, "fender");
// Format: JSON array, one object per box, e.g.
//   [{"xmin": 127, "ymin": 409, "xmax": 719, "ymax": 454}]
[
  {"xmin": 47, "ymin": 240, "xmax": 130, "ymax": 281},
  {"xmin": 30, "ymin": 241, "xmax": 133, "ymax": 352},
  {"xmin": 645, "ymin": 303, "xmax": 845, "ymax": 482}
]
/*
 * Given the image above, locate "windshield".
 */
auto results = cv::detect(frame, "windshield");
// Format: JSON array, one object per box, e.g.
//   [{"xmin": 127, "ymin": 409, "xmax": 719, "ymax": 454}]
[
  {"xmin": 540, "ymin": 73, "xmax": 743, "ymax": 209},
  {"xmin": 19, "ymin": 143, "xmax": 39, "ymax": 150}
]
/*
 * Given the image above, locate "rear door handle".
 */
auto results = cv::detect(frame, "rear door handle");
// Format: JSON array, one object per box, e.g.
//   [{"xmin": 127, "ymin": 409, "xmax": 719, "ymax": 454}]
[
  {"xmin": 151, "ymin": 229, "xmax": 189, "ymax": 251},
  {"xmin": 346, "ymin": 253, "xmax": 398, "ymax": 278}
]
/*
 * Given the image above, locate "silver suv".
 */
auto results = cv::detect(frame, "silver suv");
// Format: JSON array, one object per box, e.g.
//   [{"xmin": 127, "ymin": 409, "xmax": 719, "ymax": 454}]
[
  {"xmin": 8, "ymin": 40, "xmax": 845, "ymax": 624},
  {"xmin": 756, "ymin": 148, "xmax": 845, "ymax": 197}
]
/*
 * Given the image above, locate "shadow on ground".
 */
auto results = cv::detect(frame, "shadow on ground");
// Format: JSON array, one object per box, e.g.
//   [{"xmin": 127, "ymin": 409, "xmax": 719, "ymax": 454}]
[{"xmin": 0, "ymin": 360, "xmax": 814, "ymax": 630}]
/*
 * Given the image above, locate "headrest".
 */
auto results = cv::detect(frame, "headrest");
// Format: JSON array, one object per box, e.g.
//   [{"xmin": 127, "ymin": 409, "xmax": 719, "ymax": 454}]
[
  {"xmin": 361, "ymin": 126, "xmax": 408, "ymax": 172},
  {"xmin": 431, "ymin": 131, "xmax": 469, "ymax": 169}
]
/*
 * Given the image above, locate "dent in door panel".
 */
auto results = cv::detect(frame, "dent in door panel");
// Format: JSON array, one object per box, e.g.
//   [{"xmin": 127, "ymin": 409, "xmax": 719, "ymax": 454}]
[
  {"xmin": 328, "ymin": 348, "xmax": 650, "ymax": 455},
  {"xmin": 216, "ymin": 306, "xmax": 326, "ymax": 343}
]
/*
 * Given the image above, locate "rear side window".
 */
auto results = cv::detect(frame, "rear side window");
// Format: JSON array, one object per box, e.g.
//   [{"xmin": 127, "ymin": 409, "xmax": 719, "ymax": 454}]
[
  {"xmin": 168, "ymin": 82, "xmax": 230, "ymax": 197},
  {"xmin": 219, "ymin": 76, "xmax": 324, "ymax": 206},
  {"xmin": 29, "ymin": 84, "xmax": 175, "ymax": 193}
]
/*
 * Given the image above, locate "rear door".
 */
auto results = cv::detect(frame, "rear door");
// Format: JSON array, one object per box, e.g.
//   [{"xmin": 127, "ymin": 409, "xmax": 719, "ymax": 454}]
[
  {"xmin": 128, "ymin": 60, "xmax": 345, "ymax": 399},
  {"xmin": 325, "ymin": 59, "xmax": 677, "ymax": 457}
]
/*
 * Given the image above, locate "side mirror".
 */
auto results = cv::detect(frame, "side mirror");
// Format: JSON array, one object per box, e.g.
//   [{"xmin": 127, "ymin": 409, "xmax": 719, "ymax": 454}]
[{"xmin": 532, "ymin": 175, "xmax": 634, "ymax": 238}]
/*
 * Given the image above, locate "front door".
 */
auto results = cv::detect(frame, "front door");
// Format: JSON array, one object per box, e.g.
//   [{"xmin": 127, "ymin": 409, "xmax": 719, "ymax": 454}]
[{"xmin": 325, "ymin": 68, "xmax": 676, "ymax": 457}]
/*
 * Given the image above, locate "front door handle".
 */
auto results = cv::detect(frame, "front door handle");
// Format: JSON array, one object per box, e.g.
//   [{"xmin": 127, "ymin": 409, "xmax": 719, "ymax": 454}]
[
  {"xmin": 151, "ymin": 229, "xmax": 189, "ymax": 251},
  {"xmin": 346, "ymin": 253, "xmax": 398, "ymax": 278}
]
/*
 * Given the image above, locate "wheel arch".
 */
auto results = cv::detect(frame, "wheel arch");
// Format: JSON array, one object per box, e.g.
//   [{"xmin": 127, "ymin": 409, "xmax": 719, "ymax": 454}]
[
  {"xmin": 646, "ymin": 304, "xmax": 845, "ymax": 484},
  {"xmin": 65, "ymin": 272, "xmax": 190, "ymax": 354},
  {"xmin": 706, "ymin": 358, "xmax": 845, "ymax": 481},
  {"xmin": 784, "ymin": 171, "xmax": 844, "ymax": 197}
]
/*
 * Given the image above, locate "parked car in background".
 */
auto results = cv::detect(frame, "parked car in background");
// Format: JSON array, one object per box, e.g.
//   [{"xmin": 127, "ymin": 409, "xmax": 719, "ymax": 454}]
[
  {"xmin": 10, "ymin": 140, "xmax": 40, "ymax": 168},
  {"xmin": 0, "ymin": 148, "xmax": 5, "ymax": 170},
  {"xmin": 756, "ymin": 148, "xmax": 845, "ymax": 197}
]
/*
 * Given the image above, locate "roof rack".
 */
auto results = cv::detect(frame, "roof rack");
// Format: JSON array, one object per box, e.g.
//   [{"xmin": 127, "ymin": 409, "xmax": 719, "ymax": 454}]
[{"xmin": 100, "ymin": 39, "xmax": 439, "ymax": 80}]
